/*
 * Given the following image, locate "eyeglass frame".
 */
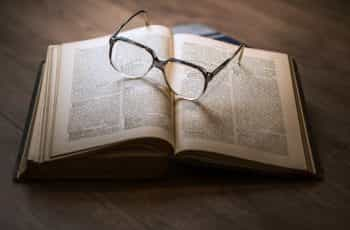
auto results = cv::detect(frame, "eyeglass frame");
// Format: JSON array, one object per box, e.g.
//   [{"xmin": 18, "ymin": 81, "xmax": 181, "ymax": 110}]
[{"xmin": 109, "ymin": 10, "xmax": 245, "ymax": 100}]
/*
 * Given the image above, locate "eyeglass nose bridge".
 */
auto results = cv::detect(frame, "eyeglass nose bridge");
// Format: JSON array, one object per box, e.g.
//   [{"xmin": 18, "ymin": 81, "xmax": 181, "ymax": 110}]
[
  {"xmin": 153, "ymin": 57, "xmax": 167, "ymax": 70},
  {"xmin": 206, "ymin": 72, "xmax": 214, "ymax": 82}
]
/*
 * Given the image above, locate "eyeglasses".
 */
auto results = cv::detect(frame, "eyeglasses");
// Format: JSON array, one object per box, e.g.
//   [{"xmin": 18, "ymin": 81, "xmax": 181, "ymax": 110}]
[{"xmin": 109, "ymin": 10, "xmax": 245, "ymax": 100}]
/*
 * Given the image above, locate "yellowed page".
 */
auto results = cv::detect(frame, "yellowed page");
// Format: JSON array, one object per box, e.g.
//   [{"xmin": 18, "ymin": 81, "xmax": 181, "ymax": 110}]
[
  {"xmin": 50, "ymin": 25, "xmax": 174, "ymax": 157},
  {"xmin": 172, "ymin": 34, "xmax": 308, "ymax": 171},
  {"xmin": 27, "ymin": 57, "xmax": 48, "ymax": 162}
]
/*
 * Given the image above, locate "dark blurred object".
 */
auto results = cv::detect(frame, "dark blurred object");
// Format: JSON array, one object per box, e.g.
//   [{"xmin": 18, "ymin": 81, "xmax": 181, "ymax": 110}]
[{"xmin": 172, "ymin": 24, "xmax": 243, "ymax": 46}]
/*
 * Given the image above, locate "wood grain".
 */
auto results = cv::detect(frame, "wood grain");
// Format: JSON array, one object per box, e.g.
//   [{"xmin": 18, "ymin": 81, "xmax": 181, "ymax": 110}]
[{"xmin": 0, "ymin": 0, "xmax": 350, "ymax": 229}]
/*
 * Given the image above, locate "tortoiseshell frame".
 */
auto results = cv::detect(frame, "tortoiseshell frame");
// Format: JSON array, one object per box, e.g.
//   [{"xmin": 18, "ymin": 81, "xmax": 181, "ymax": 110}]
[{"xmin": 109, "ymin": 10, "xmax": 245, "ymax": 100}]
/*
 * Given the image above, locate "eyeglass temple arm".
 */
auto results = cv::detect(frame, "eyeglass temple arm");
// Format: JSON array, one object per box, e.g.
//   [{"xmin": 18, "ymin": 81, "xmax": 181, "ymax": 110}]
[
  {"xmin": 210, "ymin": 43, "xmax": 245, "ymax": 78},
  {"xmin": 112, "ymin": 10, "xmax": 150, "ymax": 38}
]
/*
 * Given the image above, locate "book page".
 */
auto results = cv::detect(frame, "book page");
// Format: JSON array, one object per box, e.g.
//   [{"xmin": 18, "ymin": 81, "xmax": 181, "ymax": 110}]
[
  {"xmin": 50, "ymin": 25, "xmax": 174, "ymax": 156},
  {"xmin": 27, "ymin": 53, "xmax": 49, "ymax": 163},
  {"xmin": 172, "ymin": 34, "xmax": 308, "ymax": 171}
]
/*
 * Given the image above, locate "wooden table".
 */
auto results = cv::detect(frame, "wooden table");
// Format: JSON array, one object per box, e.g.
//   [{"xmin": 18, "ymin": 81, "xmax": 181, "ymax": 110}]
[{"xmin": 1, "ymin": 0, "xmax": 349, "ymax": 229}]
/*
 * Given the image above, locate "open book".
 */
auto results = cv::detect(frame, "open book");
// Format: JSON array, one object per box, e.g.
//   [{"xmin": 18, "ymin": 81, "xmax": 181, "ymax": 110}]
[{"xmin": 15, "ymin": 25, "xmax": 318, "ymax": 180}]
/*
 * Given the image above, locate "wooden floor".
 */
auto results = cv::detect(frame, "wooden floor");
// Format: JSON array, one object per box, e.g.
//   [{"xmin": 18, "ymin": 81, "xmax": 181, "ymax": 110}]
[{"xmin": 1, "ymin": 0, "xmax": 350, "ymax": 229}]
